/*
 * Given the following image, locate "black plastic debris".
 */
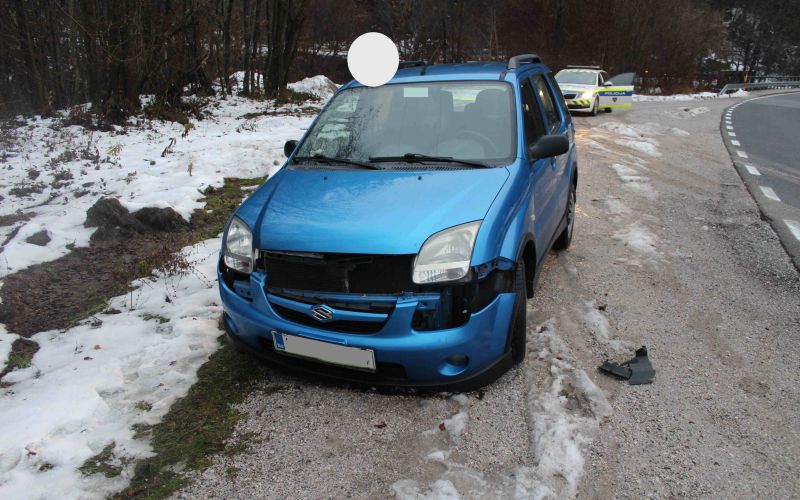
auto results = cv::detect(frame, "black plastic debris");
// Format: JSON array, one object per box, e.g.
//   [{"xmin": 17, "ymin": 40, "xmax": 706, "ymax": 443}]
[{"xmin": 599, "ymin": 346, "xmax": 655, "ymax": 385}]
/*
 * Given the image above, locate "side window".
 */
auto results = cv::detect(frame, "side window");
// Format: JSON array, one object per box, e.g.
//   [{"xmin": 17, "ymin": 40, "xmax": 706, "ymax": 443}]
[
  {"xmin": 520, "ymin": 80, "xmax": 546, "ymax": 148},
  {"xmin": 532, "ymin": 74, "xmax": 562, "ymax": 133},
  {"xmin": 547, "ymin": 72, "xmax": 566, "ymax": 106}
]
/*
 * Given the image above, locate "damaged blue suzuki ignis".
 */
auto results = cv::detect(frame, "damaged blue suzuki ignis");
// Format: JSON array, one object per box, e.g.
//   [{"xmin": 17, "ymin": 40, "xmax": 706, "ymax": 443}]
[{"xmin": 219, "ymin": 54, "xmax": 577, "ymax": 391}]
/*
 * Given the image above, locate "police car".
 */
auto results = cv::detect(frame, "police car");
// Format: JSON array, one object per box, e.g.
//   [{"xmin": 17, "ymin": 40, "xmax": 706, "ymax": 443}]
[{"xmin": 555, "ymin": 66, "xmax": 635, "ymax": 115}]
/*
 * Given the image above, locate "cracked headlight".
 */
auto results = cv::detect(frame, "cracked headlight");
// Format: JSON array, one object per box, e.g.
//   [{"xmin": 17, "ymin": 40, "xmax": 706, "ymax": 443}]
[
  {"xmin": 412, "ymin": 221, "xmax": 481, "ymax": 284},
  {"xmin": 224, "ymin": 217, "xmax": 253, "ymax": 274}
]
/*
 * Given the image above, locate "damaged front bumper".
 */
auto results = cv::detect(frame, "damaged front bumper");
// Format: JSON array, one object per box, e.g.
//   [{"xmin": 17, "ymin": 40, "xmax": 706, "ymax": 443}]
[{"xmin": 218, "ymin": 260, "xmax": 516, "ymax": 390}]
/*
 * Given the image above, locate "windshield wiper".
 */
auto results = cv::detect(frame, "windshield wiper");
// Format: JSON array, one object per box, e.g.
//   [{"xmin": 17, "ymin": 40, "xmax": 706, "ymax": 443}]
[
  {"xmin": 293, "ymin": 154, "xmax": 383, "ymax": 170},
  {"xmin": 369, "ymin": 153, "xmax": 489, "ymax": 168}
]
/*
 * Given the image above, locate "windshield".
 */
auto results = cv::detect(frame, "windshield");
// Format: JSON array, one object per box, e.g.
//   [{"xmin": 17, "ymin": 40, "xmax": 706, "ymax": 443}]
[
  {"xmin": 294, "ymin": 82, "xmax": 515, "ymax": 166},
  {"xmin": 555, "ymin": 70, "xmax": 598, "ymax": 86}
]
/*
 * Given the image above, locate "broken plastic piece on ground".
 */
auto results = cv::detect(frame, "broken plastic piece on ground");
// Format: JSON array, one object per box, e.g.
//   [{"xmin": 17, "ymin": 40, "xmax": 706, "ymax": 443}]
[{"xmin": 599, "ymin": 346, "xmax": 655, "ymax": 385}]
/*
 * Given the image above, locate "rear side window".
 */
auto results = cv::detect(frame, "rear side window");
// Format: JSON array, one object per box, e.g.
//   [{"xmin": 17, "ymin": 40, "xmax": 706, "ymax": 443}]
[
  {"xmin": 520, "ymin": 81, "xmax": 546, "ymax": 148},
  {"xmin": 532, "ymin": 74, "xmax": 562, "ymax": 133}
]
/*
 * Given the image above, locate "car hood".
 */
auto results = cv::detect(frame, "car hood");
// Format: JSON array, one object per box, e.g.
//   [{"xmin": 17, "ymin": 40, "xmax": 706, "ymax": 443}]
[
  {"xmin": 559, "ymin": 84, "xmax": 595, "ymax": 92},
  {"xmin": 237, "ymin": 166, "xmax": 510, "ymax": 255}
]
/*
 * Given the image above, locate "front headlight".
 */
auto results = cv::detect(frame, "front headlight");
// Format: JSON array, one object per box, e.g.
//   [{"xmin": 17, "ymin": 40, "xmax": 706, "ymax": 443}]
[
  {"xmin": 412, "ymin": 221, "xmax": 481, "ymax": 284},
  {"xmin": 581, "ymin": 91, "xmax": 594, "ymax": 100},
  {"xmin": 224, "ymin": 217, "xmax": 253, "ymax": 273}
]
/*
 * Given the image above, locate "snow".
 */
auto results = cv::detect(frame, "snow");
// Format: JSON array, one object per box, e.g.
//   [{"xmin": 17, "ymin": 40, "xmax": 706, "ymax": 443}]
[
  {"xmin": 0, "ymin": 79, "xmax": 321, "ymax": 498},
  {"xmin": 615, "ymin": 139, "xmax": 660, "ymax": 157},
  {"xmin": 0, "ymin": 80, "xmax": 321, "ymax": 278},
  {"xmin": 613, "ymin": 223, "xmax": 661, "ymax": 258},
  {"xmin": 633, "ymin": 90, "xmax": 749, "ymax": 102},
  {"xmin": 0, "ymin": 239, "xmax": 222, "ymax": 499},
  {"xmin": 392, "ymin": 321, "xmax": 611, "ymax": 499},
  {"xmin": 287, "ymin": 75, "xmax": 340, "ymax": 100},
  {"xmin": 393, "ymin": 479, "xmax": 462, "ymax": 500},
  {"xmin": 609, "ymin": 163, "xmax": 657, "ymax": 200}
]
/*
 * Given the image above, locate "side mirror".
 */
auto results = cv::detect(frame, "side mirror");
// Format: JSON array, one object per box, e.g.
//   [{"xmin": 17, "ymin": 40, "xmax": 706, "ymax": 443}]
[
  {"xmin": 603, "ymin": 81, "xmax": 613, "ymax": 86},
  {"xmin": 529, "ymin": 135, "xmax": 569, "ymax": 160},
  {"xmin": 284, "ymin": 140, "xmax": 298, "ymax": 158}
]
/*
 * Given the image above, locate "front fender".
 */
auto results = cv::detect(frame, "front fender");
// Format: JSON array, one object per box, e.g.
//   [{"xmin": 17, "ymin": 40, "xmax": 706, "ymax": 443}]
[{"xmin": 472, "ymin": 161, "xmax": 533, "ymax": 267}]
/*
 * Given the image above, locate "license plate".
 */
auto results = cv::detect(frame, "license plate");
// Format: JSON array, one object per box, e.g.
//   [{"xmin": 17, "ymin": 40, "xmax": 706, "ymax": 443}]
[{"xmin": 272, "ymin": 331, "xmax": 376, "ymax": 371}]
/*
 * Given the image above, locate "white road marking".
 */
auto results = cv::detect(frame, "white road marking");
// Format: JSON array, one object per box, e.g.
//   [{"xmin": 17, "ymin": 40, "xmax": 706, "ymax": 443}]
[
  {"xmin": 785, "ymin": 220, "xmax": 800, "ymax": 241},
  {"xmin": 731, "ymin": 139, "xmax": 741, "ymax": 146},
  {"xmin": 760, "ymin": 186, "xmax": 781, "ymax": 201},
  {"xmin": 744, "ymin": 164, "xmax": 761, "ymax": 176},
  {"xmin": 737, "ymin": 150, "xmax": 748, "ymax": 158},
  {"xmin": 728, "ymin": 131, "xmax": 736, "ymax": 137},
  {"xmin": 726, "ymin": 125, "xmax": 734, "ymax": 130}
]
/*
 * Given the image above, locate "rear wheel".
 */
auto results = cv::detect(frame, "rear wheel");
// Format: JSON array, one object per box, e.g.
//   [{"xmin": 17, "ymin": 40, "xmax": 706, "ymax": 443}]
[
  {"xmin": 604, "ymin": 107, "xmax": 612, "ymax": 113},
  {"xmin": 510, "ymin": 260, "xmax": 528, "ymax": 364},
  {"xmin": 590, "ymin": 97, "xmax": 599, "ymax": 116},
  {"xmin": 553, "ymin": 182, "xmax": 576, "ymax": 251}
]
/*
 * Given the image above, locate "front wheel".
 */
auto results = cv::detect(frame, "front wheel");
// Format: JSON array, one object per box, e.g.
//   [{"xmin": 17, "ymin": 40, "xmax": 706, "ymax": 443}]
[
  {"xmin": 590, "ymin": 97, "xmax": 599, "ymax": 116},
  {"xmin": 510, "ymin": 260, "xmax": 528, "ymax": 364},
  {"xmin": 553, "ymin": 183, "xmax": 576, "ymax": 251}
]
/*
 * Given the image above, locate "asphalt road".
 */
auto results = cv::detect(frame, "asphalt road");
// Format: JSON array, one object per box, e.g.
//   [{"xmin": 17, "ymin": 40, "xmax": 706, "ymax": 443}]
[
  {"xmin": 176, "ymin": 96, "xmax": 800, "ymax": 499},
  {"xmin": 723, "ymin": 91, "xmax": 800, "ymax": 269}
]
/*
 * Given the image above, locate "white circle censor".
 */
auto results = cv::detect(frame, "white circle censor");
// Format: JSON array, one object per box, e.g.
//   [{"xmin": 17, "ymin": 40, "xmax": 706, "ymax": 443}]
[{"xmin": 347, "ymin": 32, "xmax": 399, "ymax": 87}]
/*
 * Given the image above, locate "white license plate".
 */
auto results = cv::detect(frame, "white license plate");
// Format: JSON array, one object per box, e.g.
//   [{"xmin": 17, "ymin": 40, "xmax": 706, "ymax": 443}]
[{"xmin": 272, "ymin": 331, "xmax": 376, "ymax": 371}]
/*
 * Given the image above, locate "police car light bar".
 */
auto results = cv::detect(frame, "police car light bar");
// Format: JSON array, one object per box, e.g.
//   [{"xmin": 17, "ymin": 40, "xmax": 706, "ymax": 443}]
[{"xmin": 566, "ymin": 65, "xmax": 601, "ymax": 70}]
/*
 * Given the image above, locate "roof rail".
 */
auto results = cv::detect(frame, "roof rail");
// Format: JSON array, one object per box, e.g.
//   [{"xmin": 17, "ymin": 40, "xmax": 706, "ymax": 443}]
[
  {"xmin": 398, "ymin": 60, "xmax": 427, "ymax": 69},
  {"xmin": 507, "ymin": 54, "xmax": 542, "ymax": 69},
  {"xmin": 566, "ymin": 65, "xmax": 601, "ymax": 70}
]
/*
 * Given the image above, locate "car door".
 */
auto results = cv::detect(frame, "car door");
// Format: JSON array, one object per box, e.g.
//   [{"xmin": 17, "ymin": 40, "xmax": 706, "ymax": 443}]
[
  {"xmin": 598, "ymin": 72, "xmax": 636, "ymax": 108},
  {"xmin": 531, "ymin": 73, "xmax": 570, "ymax": 245},
  {"xmin": 519, "ymin": 78, "xmax": 555, "ymax": 262}
]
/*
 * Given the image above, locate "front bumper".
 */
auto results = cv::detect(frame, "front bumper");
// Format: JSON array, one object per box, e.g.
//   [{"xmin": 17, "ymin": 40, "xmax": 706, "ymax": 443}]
[
  {"xmin": 218, "ymin": 267, "xmax": 516, "ymax": 391},
  {"xmin": 566, "ymin": 99, "xmax": 592, "ymax": 109}
]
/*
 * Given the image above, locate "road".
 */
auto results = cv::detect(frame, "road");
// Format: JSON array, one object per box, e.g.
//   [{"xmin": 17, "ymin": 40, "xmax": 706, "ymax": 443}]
[
  {"xmin": 176, "ymin": 96, "xmax": 800, "ymax": 499},
  {"xmin": 722, "ymin": 91, "xmax": 800, "ymax": 269}
]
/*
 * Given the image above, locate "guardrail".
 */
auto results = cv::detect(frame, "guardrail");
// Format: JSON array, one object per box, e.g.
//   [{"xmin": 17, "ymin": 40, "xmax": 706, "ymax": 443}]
[{"xmin": 719, "ymin": 77, "xmax": 800, "ymax": 96}]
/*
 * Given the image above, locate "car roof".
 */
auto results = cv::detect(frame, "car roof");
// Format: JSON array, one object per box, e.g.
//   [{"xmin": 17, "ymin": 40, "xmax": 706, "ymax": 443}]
[
  {"xmin": 341, "ymin": 61, "xmax": 548, "ymax": 89},
  {"xmin": 557, "ymin": 68, "xmax": 602, "ymax": 74}
]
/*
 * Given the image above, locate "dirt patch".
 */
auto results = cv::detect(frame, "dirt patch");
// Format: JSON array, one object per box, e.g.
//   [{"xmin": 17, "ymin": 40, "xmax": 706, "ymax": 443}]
[
  {"xmin": 0, "ymin": 177, "xmax": 265, "ymax": 337},
  {"xmin": 0, "ymin": 211, "xmax": 33, "ymax": 228}
]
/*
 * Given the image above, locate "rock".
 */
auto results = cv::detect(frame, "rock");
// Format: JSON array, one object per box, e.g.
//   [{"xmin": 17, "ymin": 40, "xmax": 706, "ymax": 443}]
[
  {"xmin": 25, "ymin": 230, "xmax": 51, "ymax": 246},
  {"xmin": 84, "ymin": 197, "xmax": 187, "ymax": 241},
  {"xmin": 134, "ymin": 207, "xmax": 188, "ymax": 231}
]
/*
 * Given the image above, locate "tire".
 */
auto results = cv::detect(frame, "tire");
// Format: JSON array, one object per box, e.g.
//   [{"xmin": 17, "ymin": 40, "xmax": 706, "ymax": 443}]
[
  {"xmin": 510, "ymin": 260, "xmax": 528, "ymax": 364},
  {"xmin": 590, "ymin": 97, "xmax": 599, "ymax": 116},
  {"xmin": 553, "ymin": 182, "xmax": 576, "ymax": 251},
  {"xmin": 604, "ymin": 107, "xmax": 612, "ymax": 113}
]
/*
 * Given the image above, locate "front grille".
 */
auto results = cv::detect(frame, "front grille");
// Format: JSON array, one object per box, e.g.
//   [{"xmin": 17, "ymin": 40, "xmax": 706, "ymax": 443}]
[
  {"xmin": 259, "ymin": 251, "xmax": 416, "ymax": 294},
  {"xmin": 272, "ymin": 304, "xmax": 386, "ymax": 334}
]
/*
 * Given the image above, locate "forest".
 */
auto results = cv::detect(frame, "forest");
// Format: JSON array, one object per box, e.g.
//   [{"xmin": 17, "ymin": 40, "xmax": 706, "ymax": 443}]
[{"xmin": 2, "ymin": 0, "xmax": 799, "ymax": 120}]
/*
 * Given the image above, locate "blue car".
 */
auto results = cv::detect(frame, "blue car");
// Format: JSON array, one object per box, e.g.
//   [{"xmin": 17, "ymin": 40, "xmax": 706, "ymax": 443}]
[{"xmin": 219, "ymin": 54, "xmax": 577, "ymax": 391}]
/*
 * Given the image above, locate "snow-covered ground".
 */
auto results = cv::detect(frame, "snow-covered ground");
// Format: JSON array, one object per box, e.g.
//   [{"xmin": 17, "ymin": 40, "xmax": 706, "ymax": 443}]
[
  {"xmin": 0, "ymin": 77, "xmax": 335, "ymax": 498},
  {"xmin": 633, "ymin": 89, "xmax": 748, "ymax": 102},
  {"xmin": 0, "ymin": 81, "xmax": 331, "ymax": 278}
]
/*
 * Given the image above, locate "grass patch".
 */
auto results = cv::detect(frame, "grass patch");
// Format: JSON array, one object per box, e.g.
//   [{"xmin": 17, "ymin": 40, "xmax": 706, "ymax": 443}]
[
  {"xmin": 191, "ymin": 177, "xmax": 267, "ymax": 239},
  {"xmin": 119, "ymin": 338, "xmax": 269, "ymax": 499},
  {"xmin": 0, "ymin": 338, "xmax": 40, "ymax": 381},
  {"xmin": 80, "ymin": 442, "xmax": 127, "ymax": 478}
]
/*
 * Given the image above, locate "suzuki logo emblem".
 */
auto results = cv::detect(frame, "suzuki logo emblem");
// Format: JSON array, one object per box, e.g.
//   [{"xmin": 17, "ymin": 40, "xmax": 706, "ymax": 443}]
[{"xmin": 310, "ymin": 304, "xmax": 334, "ymax": 322}]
